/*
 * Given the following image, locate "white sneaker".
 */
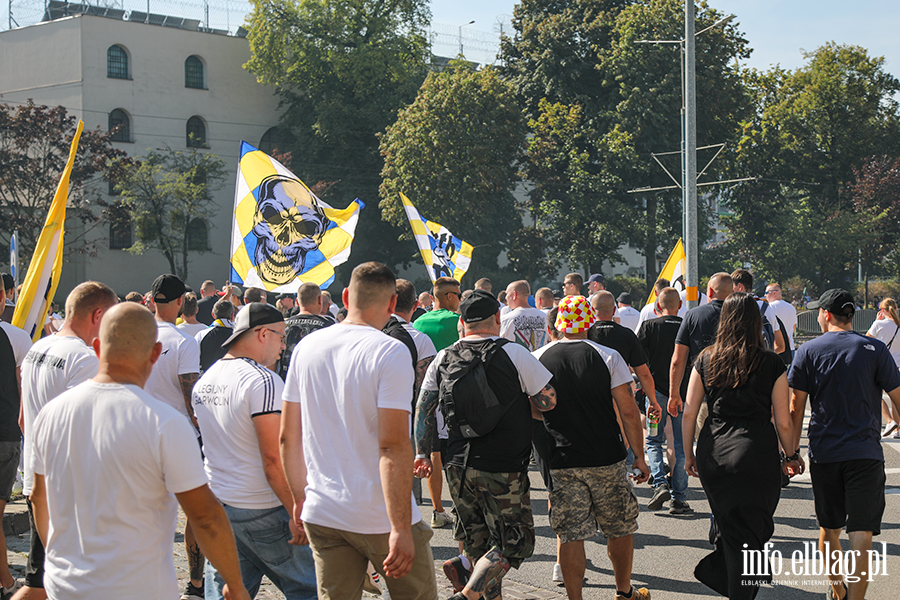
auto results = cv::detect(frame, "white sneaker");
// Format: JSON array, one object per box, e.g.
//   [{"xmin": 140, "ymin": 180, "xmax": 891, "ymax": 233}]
[
  {"xmin": 551, "ymin": 563, "xmax": 564, "ymax": 583},
  {"xmin": 431, "ymin": 510, "xmax": 453, "ymax": 528},
  {"xmin": 1, "ymin": 579, "xmax": 22, "ymax": 599}
]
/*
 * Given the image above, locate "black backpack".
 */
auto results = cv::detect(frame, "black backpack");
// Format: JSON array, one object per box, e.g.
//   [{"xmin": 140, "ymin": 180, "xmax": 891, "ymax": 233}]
[
  {"xmin": 437, "ymin": 338, "xmax": 511, "ymax": 439},
  {"xmin": 759, "ymin": 300, "xmax": 775, "ymax": 350},
  {"xmin": 382, "ymin": 316, "xmax": 418, "ymax": 410}
]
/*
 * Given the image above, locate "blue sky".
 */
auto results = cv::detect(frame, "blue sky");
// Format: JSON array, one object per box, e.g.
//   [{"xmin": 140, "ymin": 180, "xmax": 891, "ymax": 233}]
[{"xmin": 430, "ymin": 0, "xmax": 900, "ymax": 74}]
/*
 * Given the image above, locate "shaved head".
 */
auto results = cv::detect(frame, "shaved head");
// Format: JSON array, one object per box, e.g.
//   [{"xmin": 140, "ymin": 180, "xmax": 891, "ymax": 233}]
[
  {"xmin": 98, "ymin": 303, "xmax": 158, "ymax": 364},
  {"xmin": 590, "ymin": 291, "xmax": 616, "ymax": 320},
  {"xmin": 708, "ymin": 273, "xmax": 734, "ymax": 300}
]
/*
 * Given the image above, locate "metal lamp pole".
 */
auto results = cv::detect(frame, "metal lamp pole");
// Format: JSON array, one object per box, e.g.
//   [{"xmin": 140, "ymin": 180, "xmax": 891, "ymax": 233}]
[
  {"xmin": 459, "ymin": 20, "xmax": 474, "ymax": 57},
  {"xmin": 683, "ymin": 0, "xmax": 699, "ymax": 309}
]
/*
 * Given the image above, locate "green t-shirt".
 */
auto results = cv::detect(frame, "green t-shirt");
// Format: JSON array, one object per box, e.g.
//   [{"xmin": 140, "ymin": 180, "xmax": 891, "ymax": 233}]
[{"xmin": 412, "ymin": 309, "xmax": 460, "ymax": 352}]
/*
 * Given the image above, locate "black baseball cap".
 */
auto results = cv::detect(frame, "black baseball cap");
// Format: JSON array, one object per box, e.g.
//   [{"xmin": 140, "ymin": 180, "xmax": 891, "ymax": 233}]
[
  {"xmin": 151, "ymin": 274, "xmax": 186, "ymax": 304},
  {"xmin": 617, "ymin": 292, "xmax": 633, "ymax": 305},
  {"xmin": 222, "ymin": 302, "xmax": 285, "ymax": 347},
  {"xmin": 460, "ymin": 290, "xmax": 500, "ymax": 323},
  {"xmin": 808, "ymin": 288, "xmax": 855, "ymax": 316},
  {"xmin": 1, "ymin": 273, "xmax": 12, "ymax": 291}
]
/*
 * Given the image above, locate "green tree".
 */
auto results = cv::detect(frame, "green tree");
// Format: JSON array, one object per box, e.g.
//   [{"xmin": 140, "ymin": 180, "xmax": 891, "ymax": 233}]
[
  {"xmin": 503, "ymin": 0, "xmax": 750, "ymax": 282},
  {"xmin": 724, "ymin": 43, "xmax": 900, "ymax": 289},
  {"xmin": 111, "ymin": 147, "xmax": 225, "ymax": 280},
  {"xmin": 245, "ymin": 0, "xmax": 432, "ymax": 275},
  {"xmin": 379, "ymin": 64, "xmax": 527, "ymax": 275},
  {"xmin": 0, "ymin": 100, "xmax": 129, "ymax": 259}
]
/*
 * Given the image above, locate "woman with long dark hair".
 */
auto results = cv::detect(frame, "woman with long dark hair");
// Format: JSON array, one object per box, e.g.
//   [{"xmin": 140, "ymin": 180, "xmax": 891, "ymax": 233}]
[{"xmin": 683, "ymin": 293, "xmax": 800, "ymax": 599}]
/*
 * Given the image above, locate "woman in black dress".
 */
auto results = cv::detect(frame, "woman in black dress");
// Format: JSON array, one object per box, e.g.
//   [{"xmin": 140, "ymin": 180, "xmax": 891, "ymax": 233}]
[{"xmin": 683, "ymin": 293, "xmax": 801, "ymax": 599}]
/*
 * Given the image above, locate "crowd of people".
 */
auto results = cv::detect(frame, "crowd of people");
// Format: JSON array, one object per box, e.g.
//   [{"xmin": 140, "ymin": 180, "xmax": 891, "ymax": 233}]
[{"xmin": 0, "ymin": 264, "xmax": 898, "ymax": 600}]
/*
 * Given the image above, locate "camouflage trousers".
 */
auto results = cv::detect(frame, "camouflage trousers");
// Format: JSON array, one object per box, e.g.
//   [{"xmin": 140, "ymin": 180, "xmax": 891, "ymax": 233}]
[{"xmin": 444, "ymin": 466, "xmax": 535, "ymax": 569}]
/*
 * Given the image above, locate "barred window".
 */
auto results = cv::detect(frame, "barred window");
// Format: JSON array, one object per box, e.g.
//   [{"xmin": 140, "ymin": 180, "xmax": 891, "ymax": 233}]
[
  {"xmin": 109, "ymin": 219, "xmax": 132, "ymax": 250},
  {"xmin": 186, "ymin": 116, "xmax": 206, "ymax": 147},
  {"xmin": 185, "ymin": 56, "xmax": 205, "ymax": 89},
  {"xmin": 187, "ymin": 219, "xmax": 208, "ymax": 251},
  {"xmin": 107, "ymin": 45, "xmax": 129, "ymax": 79},
  {"xmin": 108, "ymin": 109, "xmax": 130, "ymax": 142}
]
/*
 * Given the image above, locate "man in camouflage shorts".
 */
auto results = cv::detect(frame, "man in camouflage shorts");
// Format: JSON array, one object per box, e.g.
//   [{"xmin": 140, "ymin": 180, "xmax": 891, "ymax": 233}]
[
  {"xmin": 533, "ymin": 295, "xmax": 652, "ymax": 600},
  {"xmin": 414, "ymin": 290, "xmax": 556, "ymax": 600}
]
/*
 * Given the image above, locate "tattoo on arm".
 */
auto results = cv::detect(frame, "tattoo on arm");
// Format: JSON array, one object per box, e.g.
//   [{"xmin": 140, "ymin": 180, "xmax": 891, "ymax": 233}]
[
  {"xmin": 179, "ymin": 372, "xmax": 200, "ymax": 416},
  {"xmin": 529, "ymin": 384, "xmax": 556, "ymax": 412},
  {"xmin": 414, "ymin": 356, "xmax": 433, "ymax": 399},
  {"xmin": 187, "ymin": 538, "xmax": 204, "ymax": 581},
  {"xmin": 413, "ymin": 389, "xmax": 439, "ymax": 456}
]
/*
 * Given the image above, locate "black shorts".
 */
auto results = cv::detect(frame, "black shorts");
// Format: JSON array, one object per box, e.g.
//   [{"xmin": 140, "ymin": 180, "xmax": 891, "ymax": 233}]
[
  {"xmin": 25, "ymin": 499, "xmax": 45, "ymax": 588},
  {"xmin": 0, "ymin": 441, "xmax": 21, "ymax": 502},
  {"xmin": 429, "ymin": 427, "xmax": 448, "ymax": 464},
  {"xmin": 810, "ymin": 459, "xmax": 886, "ymax": 534}
]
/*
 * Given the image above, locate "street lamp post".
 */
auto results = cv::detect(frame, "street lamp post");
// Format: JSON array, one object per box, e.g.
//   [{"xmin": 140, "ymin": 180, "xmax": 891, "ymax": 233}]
[
  {"xmin": 459, "ymin": 20, "xmax": 474, "ymax": 57},
  {"xmin": 636, "ymin": 11, "xmax": 734, "ymax": 309}
]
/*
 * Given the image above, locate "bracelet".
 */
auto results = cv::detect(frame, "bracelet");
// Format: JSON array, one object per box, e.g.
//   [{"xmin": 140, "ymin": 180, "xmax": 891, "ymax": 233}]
[
  {"xmin": 782, "ymin": 451, "xmax": 800, "ymax": 462},
  {"xmin": 415, "ymin": 454, "xmax": 429, "ymax": 460}
]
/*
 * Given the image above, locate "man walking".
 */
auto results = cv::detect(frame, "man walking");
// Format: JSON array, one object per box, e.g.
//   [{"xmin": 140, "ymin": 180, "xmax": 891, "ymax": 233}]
[
  {"xmin": 281, "ymin": 262, "xmax": 436, "ymax": 600},
  {"xmin": 195, "ymin": 280, "xmax": 218, "ymax": 325},
  {"xmin": 500, "ymin": 280, "xmax": 550, "ymax": 351},
  {"xmin": 0, "ymin": 282, "xmax": 33, "ymax": 599},
  {"xmin": 765, "ymin": 283, "xmax": 798, "ymax": 363},
  {"xmin": 143, "ymin": 274, "xmax": 205, "ymax": 600},
  {"xmin": 29, "ymin": 303, "xmax": 250, "ymax": 600},
  {"xmin": 16, "ymin": 281, "xmax": 117, "ymax": 600},
  {"xmin": 534, "ymin": 295, "xmax": 651, "ymax": 600},
  {"xmin": 278, "ymin": 283, "xmax": 333, "ymax": 377},
  {"xmin": 790, "ymin": 289, "xmax": 900, "ymax": 600},
  {"xmin": 194, "ymin": 303, "xmax": 316, "ymax": 599},
  {"xmin": 414, "ymin": 276, "xmax": 462, "ymax": 352},
  {"xmin": 195, "ymin": 299, "xmax": 235, "ymax": 374},
  {"xmin": 415, "ymin": 290, "xmax": 556, "ymax": 600},
  {"xmin": 636, "ymin": 287, "xmax": 691, "ymax": 514}
]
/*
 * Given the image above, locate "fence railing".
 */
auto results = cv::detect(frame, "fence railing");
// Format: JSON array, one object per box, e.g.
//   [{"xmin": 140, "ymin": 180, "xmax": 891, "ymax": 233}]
[{"xmin": 796, "ymin": 308, "xmax": 877, "ymax": 336}]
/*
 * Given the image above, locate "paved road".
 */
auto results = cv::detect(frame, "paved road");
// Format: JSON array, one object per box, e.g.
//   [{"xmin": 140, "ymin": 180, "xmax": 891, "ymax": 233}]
[{"xmin": 6, "ymin": 425, "xmax": 899, "ymax": 599}]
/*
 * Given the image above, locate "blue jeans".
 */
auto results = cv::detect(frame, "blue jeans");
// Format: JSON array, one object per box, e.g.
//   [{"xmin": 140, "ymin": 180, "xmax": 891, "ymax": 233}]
[
  {"xmin": 646, "ymin": 391, "xmax": 687, "ymax": 502},
  {"xmin": 205, "ymin": 504, "xmax": 317, "ymax": 600}
]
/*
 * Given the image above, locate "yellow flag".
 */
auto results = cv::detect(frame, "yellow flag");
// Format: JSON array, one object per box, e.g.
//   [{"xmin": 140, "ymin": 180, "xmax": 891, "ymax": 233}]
[
  {"xmin": 646, "ymin": 238, "xmax": 686, "ymax": 307},
  {"xmin": 13, "ymin": 121, "xmax": 83, "ymax": 341}
]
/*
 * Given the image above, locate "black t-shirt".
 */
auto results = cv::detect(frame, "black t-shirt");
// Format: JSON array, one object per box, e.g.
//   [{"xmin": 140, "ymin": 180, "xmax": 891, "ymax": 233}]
[
  {"xmin": 675, "ymin": 299, "xmax": 725, "ymax": 364},
  {"xmin": 637, "ymin": 315, "xmax": 686, "ymax": 397},
  {"xmin": 587, "ymin": 320, "xmax": 647, "ymax": 368},
  {"xmin": 195, "ymin": 296, "xmax": 217, "ymax": 326},
  {"xmin": 697, "ymin": 350, "xmax": 786, "ymax": 422},
  {"xmin": 279, "ymin": 314, "xmax": 333, "ymax": 376},
  {"xmin": 411, "ymin": 307, "xmax": 426, "ymax": 323},
  {"xmin": 536, "ymin": 340, "xmax": 628, "ymax": 468},
  {"xmin": 442, "ymin": 340, "xmax": 533, "ymax": 473},
  {"xmin": 0, "ymin": 326, "xmax": 19, "ymax": 441}
]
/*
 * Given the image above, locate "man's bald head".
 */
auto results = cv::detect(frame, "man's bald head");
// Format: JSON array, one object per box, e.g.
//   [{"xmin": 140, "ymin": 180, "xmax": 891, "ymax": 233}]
[
  {"xmin": 590, "ymin": 291, "xmax": 616, "ymax": 320},
  {"xmin": 98, "ymin": 303, "xmax": 158, "ymax": 365},
  {"xmin": 707, "ymin": 273, "xmax": 734, "ymax": 300}
]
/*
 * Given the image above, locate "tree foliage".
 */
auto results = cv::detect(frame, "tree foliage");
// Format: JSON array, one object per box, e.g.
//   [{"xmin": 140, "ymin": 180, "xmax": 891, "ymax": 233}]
[
  {"xmin": 245, "ymin": 0, "xmax": 433, "ymax": 275},
  {"xmin": 503, "ymin": 0, "xmax": 750, "ymax": 280},
  {"xmin": 723, "ymin": 43, "xmax": 900, "ymax": 289},
  {"xmin": 111, "ymin": 147, "xmax": 225, "ymax": 281},
  {"xmin": 379, "ymin": 64, "xmax": 527, "ymax": 272},
  {"xmin": 0, "ymin": 100, "xmax": 129, "ymax": 259}
]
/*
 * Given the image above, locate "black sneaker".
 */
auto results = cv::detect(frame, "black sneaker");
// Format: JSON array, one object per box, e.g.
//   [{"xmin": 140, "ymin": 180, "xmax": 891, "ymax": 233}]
[
  {"xmin": 442, "ymin": 557, "xmax": 471, "ymax": 593},
  {"xmin": 669, "ymin": 499, "xmax": 693, "ymax": 514},
  {"xmin": 647, "ymin": 484, "xmax": 671, "ymax": 511},
  {"xmin": 181, "ymin": 582, "xmax": 204, "ymax": 600}
]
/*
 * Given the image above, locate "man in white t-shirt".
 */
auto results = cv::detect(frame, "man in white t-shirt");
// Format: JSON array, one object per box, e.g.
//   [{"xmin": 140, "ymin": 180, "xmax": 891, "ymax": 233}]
[
  {"xmin": 500, "ymin": 280, "xmax": 550, "ymax": 351},
  {"xmin": 16, "ymin": 281, "xmax": 118, "ymax": 600},
  {"xmin": 281, "ymin": 262, "xmax": 436, "ymax": 600},
  {"xmin": 194, "ymin": 303, "xmax": 316, "ymax": 600},
  {"xmin": 29, "ymin": 303, "xmax": 250, "ymax": 600},
  {"xmin": 615, "ymin": 292, "xmax": 641, "ymax": 332},
  {"xmin": 765, "ymin": 283, "xmax": 798, "ymax": 353},
  {"xmin": 0, "ymin": 284, "xmax": 33, "ymax": 599},
  {"xmin": 143, "ymin": 274, "xmax": 205, "ymax": 600}
]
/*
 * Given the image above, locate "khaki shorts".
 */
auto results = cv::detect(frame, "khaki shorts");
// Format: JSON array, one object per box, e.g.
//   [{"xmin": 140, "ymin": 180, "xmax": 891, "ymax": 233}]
[
  {"xmin": 549, "ymin": 460, "xmax": 639, "ymax": 543},
  {"xmin": 304, "ymin": 520, "xmax": 437, "ymax": 600}
]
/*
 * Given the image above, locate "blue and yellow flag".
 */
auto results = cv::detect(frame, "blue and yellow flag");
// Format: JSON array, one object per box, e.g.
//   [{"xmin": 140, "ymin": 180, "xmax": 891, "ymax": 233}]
[
  {"xmin": 230, "ymin": 142, "xmax": 363, "ymax": 292},
  {"xmin": 400, "ymin": 193, "xmax": 473, "ymax": 283},
  {"xmin": 13, "ymin": 121, "xmax": 83, "ymax": 341}
]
